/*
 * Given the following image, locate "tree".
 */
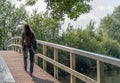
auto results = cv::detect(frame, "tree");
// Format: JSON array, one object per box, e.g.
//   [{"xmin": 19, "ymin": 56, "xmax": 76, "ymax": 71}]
[
  {"xmin": 28, "ymin": 13, "xmax": 60, "ymax": 43},
  {"xmin": 99, "ymin": 5, "xmax": 120, "ymax": 42},
  {"xmin": 0, "ymin": 0, "xmax": 28, "ymax": 49},
  {"xmin": 61, "ymin": 20, "xmax": 120, "ymax": 72},
  {"xmin": 112, "ymin": 5, "xmax": 120, "ymax": 21},
  {"xmin": 25, "ymin": 0, "xmax": 92, "ymax": 20}
]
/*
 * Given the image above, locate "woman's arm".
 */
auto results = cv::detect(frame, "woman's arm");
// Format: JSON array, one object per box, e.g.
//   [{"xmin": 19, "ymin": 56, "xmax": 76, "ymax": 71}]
[{"xmin": 32, "ymin": 33, "xmax": 37, "ymax": 51}]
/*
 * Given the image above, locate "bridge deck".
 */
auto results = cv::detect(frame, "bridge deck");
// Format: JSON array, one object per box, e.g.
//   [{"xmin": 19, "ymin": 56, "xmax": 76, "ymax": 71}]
[{"xmin": 0, "ymin": 51, "xmax": 60, "ymax": 83}]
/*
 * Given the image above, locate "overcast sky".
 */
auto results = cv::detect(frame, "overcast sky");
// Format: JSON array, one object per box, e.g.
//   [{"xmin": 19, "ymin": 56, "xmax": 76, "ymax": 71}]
[{"xmin": 13, "ymin": 0, "xmax": 120, "ymax": 29}]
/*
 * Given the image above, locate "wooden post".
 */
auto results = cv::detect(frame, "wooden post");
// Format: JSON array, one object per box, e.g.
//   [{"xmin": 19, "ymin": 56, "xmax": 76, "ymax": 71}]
[
  {"xmin": 10, "ymin": 39, "xmax": 12, "ymax": 45},
  {"xmin": 97, "ymin": 60, "xmax": 104, "ymax": 83},
  {"xmin": 19, "ymin": 48, "xmax": 22, "ymax": 54},
  {"xmin": 13, "ymin": 39, "xmax": 15, "ymax": 51},
  {"xmin": 70, "ymin": 53, "xmax": 76, "ymax": 83},
  {"xmin": 20, "ymin": 48, "xmax": 22, "ymax": 54},
  {"xmin": 54, "ymin": 48, "xmax": 58, "ymax": 79},
  {"xmin": 35, "ymin": 55, "xmax": 39, "ymax": 65},
  {"xmin": 14, "ymin": 39, "xmax": 17, "ymax": 44},
  {"xmin": 14, "ymin": 39, "xmax": 16, "ymax": 51},
  {"xmin": 43, "ymin": 45, "xmax": 47, "ymax": 70},
  {"xmin": 15, "ymin": 46, "xmax": 16, "ymax": 52},
  {"xmin": 19, "ymin": 38, "xmax": 21, "ymax": 45},
  {"xmin": 13, "ymin": 46, "xmax": 15, "ymax": 51},
  {"xmin": 15, "ymin": 46, "xmax": 16, "ymax": 51},
  {"xmin": 6, "ymin": 47, "xmax": 8, "ymax": 50}
]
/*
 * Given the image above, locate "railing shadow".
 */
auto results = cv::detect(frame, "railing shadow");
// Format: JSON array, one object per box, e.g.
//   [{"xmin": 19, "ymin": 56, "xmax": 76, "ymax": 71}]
[{"xmin": 32, "ymin": 75, "xmax": 54, "ymax": 83}]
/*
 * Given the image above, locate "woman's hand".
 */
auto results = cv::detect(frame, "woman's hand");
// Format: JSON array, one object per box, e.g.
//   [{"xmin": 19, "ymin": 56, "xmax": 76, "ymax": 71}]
[{"xmin": 32, "ymin": 49, "xmax": 38, "ymax": 54}]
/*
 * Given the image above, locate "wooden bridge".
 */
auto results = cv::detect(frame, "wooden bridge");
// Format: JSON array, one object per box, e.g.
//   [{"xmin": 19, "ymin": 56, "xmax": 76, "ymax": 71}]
[
  {"xmin": 0, "ymin": 36, "xmax": 120, "ymax": 83},
  {"xmin": 0, "ymin": 51, "xmax": 60, "ymax": 83}
]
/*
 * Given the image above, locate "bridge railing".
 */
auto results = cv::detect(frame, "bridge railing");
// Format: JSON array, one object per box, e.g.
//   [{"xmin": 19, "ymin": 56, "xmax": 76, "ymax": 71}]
[{"xmin": 5, "ymin": 36, "xmax": 120, "ymax": 83}]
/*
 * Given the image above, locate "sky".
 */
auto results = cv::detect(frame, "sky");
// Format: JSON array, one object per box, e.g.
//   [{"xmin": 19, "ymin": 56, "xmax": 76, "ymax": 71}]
[{"xmin": 12, "ymin": 0, "xmax": 120, "ymax": 30}]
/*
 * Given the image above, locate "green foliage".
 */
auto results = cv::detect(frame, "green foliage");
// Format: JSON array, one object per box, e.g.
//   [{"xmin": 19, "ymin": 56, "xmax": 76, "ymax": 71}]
[
  {"xmin": 0, "ymin": 0, "xmax": 27, "ymax": 49},
  {"xmin": 26, "ymin": 0, "xmax": 37, "ymax": 5},
  {"xmin": 28, "ymin": 13, "xmax": 60, "ymax": 43},
  {"xmin": 112, "ymin": 5, "xmax": 120, "ymax": 21},
  {"xmin": 45, "ymin": 0, "xmax": 92, "ymax": 20},
  {"xmin": 99, "ymin": 5, "xmax": 120, "ymax": 42},
  {"xmin": 62, "ymin": 21, "xmax": 98, "ymax": 52},
  {"xmin": 102, "ymin": 39, "xmax": 120, "ymax": 58},
  {"xmin": 61, "ymin": 20, "xmax": 120, "ymax": 72},
  {"xmin": 0, "ymin": 0, "xmax": 119, "ymax": 74},
  {"xmin": 0, "ymin": 28, "xmax": 5, "ymax": 49},
  {"xmin": 25, "ymin": 0, "xmax": 92, "ymax": 20}
]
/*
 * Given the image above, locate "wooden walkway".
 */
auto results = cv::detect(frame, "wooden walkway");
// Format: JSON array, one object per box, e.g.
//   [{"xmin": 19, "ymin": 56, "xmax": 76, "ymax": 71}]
[{"xmin": 0, "ymin": 51, "xmax": 60, "ymax": 83}]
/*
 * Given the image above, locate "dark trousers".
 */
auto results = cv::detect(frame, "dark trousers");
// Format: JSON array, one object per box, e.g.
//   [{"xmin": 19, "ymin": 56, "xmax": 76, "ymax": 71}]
[{"xmin": 23, "ymin": 46, "xmax": 34, "ymax": 74}]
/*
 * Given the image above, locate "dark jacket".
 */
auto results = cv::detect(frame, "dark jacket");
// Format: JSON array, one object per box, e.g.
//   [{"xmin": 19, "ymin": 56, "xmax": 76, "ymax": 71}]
[{"xmin": 21, "ymin": 33, "xmax": 37, "ymax": 51}]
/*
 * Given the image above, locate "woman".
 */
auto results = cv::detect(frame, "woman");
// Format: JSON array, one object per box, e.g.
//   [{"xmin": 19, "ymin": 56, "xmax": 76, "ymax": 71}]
[{"xmin": 21, "ymin": 24, "xmax": 37, "ymax": 76}]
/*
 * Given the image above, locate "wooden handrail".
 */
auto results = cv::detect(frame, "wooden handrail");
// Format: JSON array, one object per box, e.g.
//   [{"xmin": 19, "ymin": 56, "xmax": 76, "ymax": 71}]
[
  {"xmin": 36, "ymin": 40, "xmax": 120, "ymax": 67},
  {"xmin": 5, "ymin": 36, "xmax": 120, "ymax": 83}
]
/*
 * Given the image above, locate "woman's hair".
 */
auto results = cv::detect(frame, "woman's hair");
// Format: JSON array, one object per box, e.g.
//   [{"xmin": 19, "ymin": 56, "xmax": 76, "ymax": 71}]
[
  {"xmin": 22, "ymin": 24, "xmax": 32, "ymax": 36},
  {"xmin": 22, "ymin": 24, "xmax": 34, "ymax": 42}
]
